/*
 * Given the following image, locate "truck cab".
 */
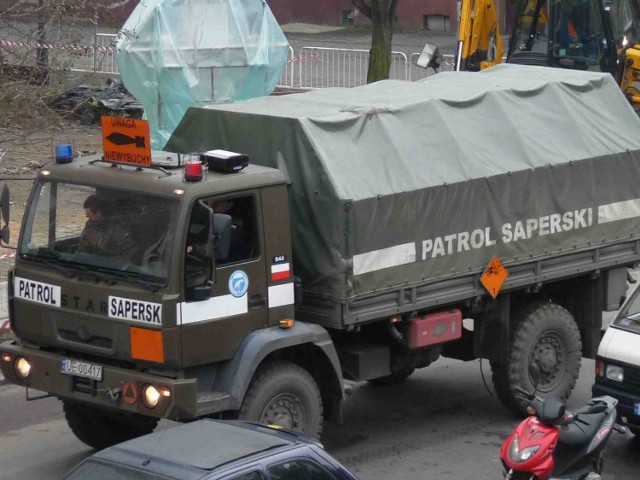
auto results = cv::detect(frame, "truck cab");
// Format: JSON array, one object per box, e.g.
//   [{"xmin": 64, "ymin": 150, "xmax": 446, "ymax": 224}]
[{"xmin": 0, "ymin": 154, "xmax": 343, "ymax": 449}]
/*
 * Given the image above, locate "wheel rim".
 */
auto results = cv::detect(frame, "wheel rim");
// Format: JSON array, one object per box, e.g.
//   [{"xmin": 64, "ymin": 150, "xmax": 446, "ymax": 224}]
[
  {"xmin": 259, "ymin": 393, "xmax": 304, "ymax": 430},
  {"xmin": 529, "ymin": 330, "xmax": 566, "ymax": 392}
]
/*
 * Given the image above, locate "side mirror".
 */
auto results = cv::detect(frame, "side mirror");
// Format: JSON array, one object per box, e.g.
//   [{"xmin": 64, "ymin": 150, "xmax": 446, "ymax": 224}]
[
  {"xmin": 1, "ymin": 225, "xmax": 9, "ymax": 245},
  {"xmin": 416, "ymin": 42, "xmax": 441, "ymax": 71},
  {"xmin": 0, "ymin": 184, "xmax": 10, "ymax": 247}
]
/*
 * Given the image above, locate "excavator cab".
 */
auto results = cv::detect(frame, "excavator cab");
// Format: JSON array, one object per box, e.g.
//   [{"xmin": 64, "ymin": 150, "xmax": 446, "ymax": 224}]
[{"xmin": 507, "ymin": 0, "xmax": 617, "ymax": 74}]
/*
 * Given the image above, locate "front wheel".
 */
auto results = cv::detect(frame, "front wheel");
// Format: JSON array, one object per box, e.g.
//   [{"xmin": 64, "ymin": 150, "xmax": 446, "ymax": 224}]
[
  {"xmin": 63, "ymin": 400, "xmax": 158, "ymax": 450},
  {"xmin": 492, "ymin": 301, "xmax": 582, "ymax": 416},
  {"xmin": 239, "ymin": 361, "xmax": 323, "ymax": 438}
]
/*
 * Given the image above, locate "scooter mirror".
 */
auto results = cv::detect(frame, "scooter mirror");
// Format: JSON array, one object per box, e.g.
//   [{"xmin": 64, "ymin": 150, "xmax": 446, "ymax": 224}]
[{"xmin": 587, "ymin": 403, "xmax": 608, "ymax": 414}]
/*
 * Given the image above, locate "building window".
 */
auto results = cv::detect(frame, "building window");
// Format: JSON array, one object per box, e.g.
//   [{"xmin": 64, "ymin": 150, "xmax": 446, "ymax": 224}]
[
  {"xmin": 341, "ymin": 9, "xmax": 357, "ymax": 26},
  {"xmin": 423, "ymin": 14, "xmax": 450, "ymax": 32}
]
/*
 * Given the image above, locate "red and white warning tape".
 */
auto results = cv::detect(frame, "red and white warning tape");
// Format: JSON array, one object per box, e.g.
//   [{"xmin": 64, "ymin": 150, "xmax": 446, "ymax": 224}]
[
  {"xmin": 0, "ymin": 253, "xmax": 15, "ymax": 261},
  {"xmin": 287, "ymin": 54, "xmax": 323, "ymax": 64},
  {"xmin": 0, "ymin": 40, "xmax": 115, "ymax": 53},
  {"xmin": 0, "ymin": 320, "xmax": 9, "ymax": 330}
]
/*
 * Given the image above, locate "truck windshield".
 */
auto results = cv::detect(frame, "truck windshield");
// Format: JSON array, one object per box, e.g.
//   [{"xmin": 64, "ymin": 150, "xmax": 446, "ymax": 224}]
[
  {"xmin": 614, "ymin": 284, "xmax": 640, "ymax": 333},
  {"xmin": 19, "ymin": 181, "xmax": 177, "ymax": 286}
]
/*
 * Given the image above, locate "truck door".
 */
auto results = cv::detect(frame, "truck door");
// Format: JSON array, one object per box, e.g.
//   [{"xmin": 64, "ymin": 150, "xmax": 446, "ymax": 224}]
[{"xmin": 179, "ymin": 192, "xmax": 268, "ymax": 366}]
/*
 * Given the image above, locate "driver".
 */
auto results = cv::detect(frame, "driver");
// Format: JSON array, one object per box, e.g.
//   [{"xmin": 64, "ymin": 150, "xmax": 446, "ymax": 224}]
[{"xmin": 79, "ymin": 195, "xmax": 133, "ymax": 256}]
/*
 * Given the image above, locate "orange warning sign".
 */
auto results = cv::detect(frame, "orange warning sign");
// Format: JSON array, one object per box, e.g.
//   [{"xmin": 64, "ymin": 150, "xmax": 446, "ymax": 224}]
[
  {"xmin": 480, "ymin": 255, "xmax": 509, "ymax": 299},
  {"xmin": 101, "ymin": 116, "xmax": 152, "ymax": 167},
  {"xmin": 122, "ymin": 382, "xmax": 138, "ymax": 405}
]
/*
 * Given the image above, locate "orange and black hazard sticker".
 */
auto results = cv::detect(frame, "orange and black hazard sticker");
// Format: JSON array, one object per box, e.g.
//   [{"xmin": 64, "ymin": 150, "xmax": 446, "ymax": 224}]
[{"xmin": 480, "ymin": 255, "xmax": 509, "ymax": 299}]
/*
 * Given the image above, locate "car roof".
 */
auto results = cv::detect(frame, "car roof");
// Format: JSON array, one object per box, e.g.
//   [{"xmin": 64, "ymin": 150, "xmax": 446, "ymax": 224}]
[{"xmin": 93, "ymin": 420, "xmax": 305, "ymax": 472}]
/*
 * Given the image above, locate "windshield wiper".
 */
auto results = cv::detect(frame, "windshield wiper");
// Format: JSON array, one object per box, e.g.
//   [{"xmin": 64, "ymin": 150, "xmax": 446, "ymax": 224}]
[
  {"xmin": 100, "ymin": 269, "xmax": 162, "ymax": 293},
  {"xmin": 21, "ymin": 252, "xmax": 78, "ymax": 279},
  {"xmin": 22, "ymin": 250, "xmax": 113, "ymax": 284}
]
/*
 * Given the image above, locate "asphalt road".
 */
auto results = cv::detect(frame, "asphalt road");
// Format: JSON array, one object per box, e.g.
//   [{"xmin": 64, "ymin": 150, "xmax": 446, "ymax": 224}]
[{"xmin": 1, "ymin": 356, "xmax": 639, "ymax": 480}]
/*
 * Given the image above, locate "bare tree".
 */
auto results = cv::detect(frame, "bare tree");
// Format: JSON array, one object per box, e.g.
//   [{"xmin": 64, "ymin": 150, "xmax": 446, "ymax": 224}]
[
  {"xmin": 351, "ymin": 0, "xmax": 400, "ymax": 83},
  {"xmin": 0, "ymin": 1, "xmax": 134, "ymax": 166}
]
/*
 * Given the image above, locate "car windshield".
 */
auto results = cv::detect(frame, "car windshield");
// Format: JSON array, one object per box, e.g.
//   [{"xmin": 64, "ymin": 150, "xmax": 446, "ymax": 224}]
[
  {"xmin": 19, "ymin": 181, "xmax": 178, "ymax": 286},
  {"xmin": 614, "ymin": 284, "xmax": 640, "ymax": 333},
  {"xmin": 65, "ymin": 459, "xmax": 171, "ymax": 480}
]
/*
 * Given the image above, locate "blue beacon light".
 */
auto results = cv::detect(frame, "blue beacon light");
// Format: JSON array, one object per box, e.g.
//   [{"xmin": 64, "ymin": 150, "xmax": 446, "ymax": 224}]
[{"xmin": 55, "ymin": 143, "xmax": 73, "ymax": 164}]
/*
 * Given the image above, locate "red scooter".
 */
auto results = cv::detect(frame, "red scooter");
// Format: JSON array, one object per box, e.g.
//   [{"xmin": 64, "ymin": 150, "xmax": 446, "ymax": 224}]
[{"xmin": 500, "ymin": 364, "xmax": 625, "ymax": 480}]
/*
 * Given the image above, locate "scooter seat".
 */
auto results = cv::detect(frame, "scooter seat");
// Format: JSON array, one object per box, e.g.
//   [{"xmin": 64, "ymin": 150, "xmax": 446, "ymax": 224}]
[{"xmin": 559, "ymin": 411, "xmax": 608, "ymax": 446}]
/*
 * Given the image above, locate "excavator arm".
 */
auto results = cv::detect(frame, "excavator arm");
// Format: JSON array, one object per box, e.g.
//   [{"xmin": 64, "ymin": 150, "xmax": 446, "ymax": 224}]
[
  {"xmin": 456, "ymin": 0, "xmax": 504, "ymax": 71},
  {"xmin": 621, "ymin": 44, "xmax": 640, "ymax": 108}
]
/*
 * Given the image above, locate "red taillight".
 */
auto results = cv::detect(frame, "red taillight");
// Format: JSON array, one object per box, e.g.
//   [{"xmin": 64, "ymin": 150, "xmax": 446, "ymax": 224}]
[{"xmin": 595, "ymin": 359, "xmax": 604, "ymax": 377}]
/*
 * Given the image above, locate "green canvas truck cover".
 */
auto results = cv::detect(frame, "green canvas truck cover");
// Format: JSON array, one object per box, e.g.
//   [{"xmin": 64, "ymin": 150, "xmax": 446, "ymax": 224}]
[{"xmin": 167, "ymin": 64, "xmax": 640, "ymax": 303}]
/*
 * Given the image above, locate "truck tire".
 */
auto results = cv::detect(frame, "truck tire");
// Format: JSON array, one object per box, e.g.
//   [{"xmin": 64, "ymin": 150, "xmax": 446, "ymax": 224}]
[
  {"xmin": 491, "ymin": 302, "xmax": 582, "ymax": 416},
  {"xmin": 368, "ymin": 366, "xmax": 415, "ymax": 386},
  {"xmin": 239, "ymin": 361, "xmax": 323, "ymax": 438},
  {"xmin": 63, "ymin": 400, "xmax": 158, "ymax": 450}
]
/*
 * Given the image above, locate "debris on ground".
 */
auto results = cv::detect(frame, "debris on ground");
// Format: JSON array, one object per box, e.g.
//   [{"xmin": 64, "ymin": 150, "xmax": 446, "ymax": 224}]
[{"xmin": 52, "ymin": 78, "xmax": 144, "ymax": 125}]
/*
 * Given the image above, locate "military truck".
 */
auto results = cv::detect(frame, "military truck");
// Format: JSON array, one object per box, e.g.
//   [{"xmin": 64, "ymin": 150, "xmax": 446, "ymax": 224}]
[{"xmin": 2, "ymin": 64, "xmax": 640, "ymax": 449}]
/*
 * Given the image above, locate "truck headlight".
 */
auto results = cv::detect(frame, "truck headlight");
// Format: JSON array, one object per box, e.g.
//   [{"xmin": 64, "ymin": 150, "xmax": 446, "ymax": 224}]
[
  {"xmin": 508, "ymin": 435, "xmax": 540, "ymax": 463},
  {"xmin": 14, "ymin": 357, "xmax": 31, "ymax": 379},
  {"xmin": 605, "ymin": 365, "xmax": 624, "ymax": 382},
  {"xmin": 142, "ymin": 385, "xmax": 170, "ymax": 408}
]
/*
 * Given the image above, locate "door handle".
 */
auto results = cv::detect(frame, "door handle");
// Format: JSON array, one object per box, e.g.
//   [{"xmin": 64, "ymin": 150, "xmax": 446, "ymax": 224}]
[{"xmin": 248, "ymin": 296, "xmax": 267, "ymax": 308}]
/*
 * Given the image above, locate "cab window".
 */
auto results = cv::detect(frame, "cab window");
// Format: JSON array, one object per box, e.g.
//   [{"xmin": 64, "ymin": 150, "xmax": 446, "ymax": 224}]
[
  {"xmin": 227, "ymin": 472, "xmax": 263, "ymax": 480},
  {"xmin": 184, "ymin": 195, "xmax": 258, "ymax": 291},
  {"xmin": 552, "ymin": 0, "xmax": 608, "ymax": 70}
]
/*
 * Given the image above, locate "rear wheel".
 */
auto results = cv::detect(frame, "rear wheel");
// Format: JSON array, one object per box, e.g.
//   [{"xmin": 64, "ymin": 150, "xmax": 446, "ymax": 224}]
[
  {"xmin": 239, "ymin": 361, "xmax": 323, "ymax": 438},
  {"xmin": 63, "ymin": 400, "xmax": 158, "ymax": 450},
  {"xmin": 491, "ymin": 301, "xmax": 582, "ymax": 416}
]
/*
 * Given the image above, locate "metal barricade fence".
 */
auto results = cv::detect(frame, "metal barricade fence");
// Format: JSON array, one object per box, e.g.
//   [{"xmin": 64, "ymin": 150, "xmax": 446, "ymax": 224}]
[
  {"xmin": 93, "ymin": 33, "xmax": 119, "ymax": 74},
  {"xmin": 297, "ymin": 46, "xmax": 410, "ymax": 88}
]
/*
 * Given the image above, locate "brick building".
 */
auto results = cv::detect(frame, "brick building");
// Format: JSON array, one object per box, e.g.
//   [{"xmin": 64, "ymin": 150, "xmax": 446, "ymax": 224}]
[{"xmin": 0, "ymin": 0, "xmax": 515, "ymax": 34}]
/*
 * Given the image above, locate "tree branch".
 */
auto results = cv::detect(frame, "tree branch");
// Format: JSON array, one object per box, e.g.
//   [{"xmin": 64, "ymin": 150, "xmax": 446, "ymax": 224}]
[{"xmin": 351, "ymin": 0, "xmax": 373, "ymax": 20}]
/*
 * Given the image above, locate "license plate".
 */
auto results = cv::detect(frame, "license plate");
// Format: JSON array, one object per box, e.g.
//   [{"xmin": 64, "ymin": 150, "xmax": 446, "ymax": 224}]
[
  {"xmin": 61, "ymin": 359, "xmax": 103, "ymax": 381},
  {"xmin": 635, "ymin": 402, "xmax": 640, "ymax": 416}
]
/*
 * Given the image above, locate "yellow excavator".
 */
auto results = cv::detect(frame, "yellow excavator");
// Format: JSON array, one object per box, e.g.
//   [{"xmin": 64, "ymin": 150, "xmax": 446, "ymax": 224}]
[{"xmin": 436, "ymin": 0, "xmax": 640, "ymax": 110}]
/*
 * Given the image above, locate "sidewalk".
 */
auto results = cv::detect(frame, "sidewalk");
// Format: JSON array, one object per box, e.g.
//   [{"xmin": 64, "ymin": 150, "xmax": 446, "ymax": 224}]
[{"xmin": 281, "ymin": 23, "xmax": 459, "ymax": 56}]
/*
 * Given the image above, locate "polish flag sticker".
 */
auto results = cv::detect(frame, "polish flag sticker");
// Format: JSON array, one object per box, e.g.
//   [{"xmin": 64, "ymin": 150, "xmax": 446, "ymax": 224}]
[{"xmin": 271, "ymin": 263, "xmax": 291, "ymax": 281}]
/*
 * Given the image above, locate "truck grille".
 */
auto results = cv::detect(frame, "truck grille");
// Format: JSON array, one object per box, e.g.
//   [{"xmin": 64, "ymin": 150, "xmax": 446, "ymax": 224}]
[
  {"xmin": 59, "ymin": 328, "xmax": 113, "ymax": 349},
  {"xmin": 624, "ymin": 366, "xmax": 640, "ymax": 393}
]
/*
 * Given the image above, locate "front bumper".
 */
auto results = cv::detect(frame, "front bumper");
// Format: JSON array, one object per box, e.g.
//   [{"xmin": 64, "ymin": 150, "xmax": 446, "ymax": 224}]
[
  {"xmin": 592, "ymin": 379, "xmax": 640, "ymax": 428},
  {"xmin": 0, "ymin": 340, "xmax": 198, "ymax": 420}
]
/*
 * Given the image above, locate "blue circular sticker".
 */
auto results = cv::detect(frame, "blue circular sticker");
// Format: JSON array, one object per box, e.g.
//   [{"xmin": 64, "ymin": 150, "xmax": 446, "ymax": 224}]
[{"xmin": 228, "ymin": 270, "xmax": 249, "ymax": 298}]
